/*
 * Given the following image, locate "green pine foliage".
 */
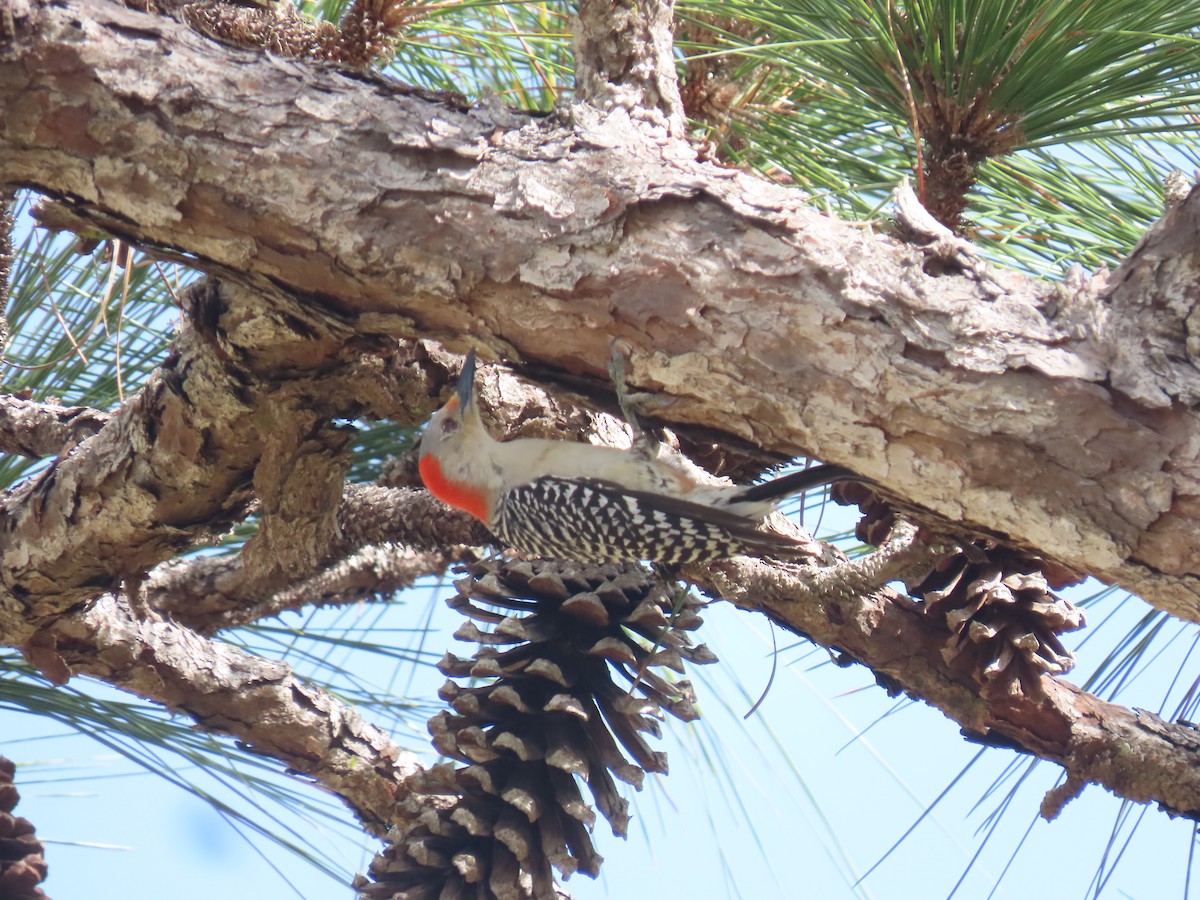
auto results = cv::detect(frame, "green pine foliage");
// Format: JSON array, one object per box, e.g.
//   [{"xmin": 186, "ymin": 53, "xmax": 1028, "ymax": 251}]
[{"xmin": 4, "ymin": 1, "xmax": 1199, "ymax": 895}]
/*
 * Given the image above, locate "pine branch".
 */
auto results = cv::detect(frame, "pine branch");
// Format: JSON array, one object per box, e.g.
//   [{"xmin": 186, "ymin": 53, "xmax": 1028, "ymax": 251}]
[
  {"xmin": 573, "ymin": 0, "xmax": 686, "ymax": 136},
  {"xmin": 146, "ymin": 486, "xmax": 485, "ymax": 633},
  {"xmin": 5, "ymin": 0, "xmax": 1199, "ymax": 621},
  {"xmin": 0, "ymin": 395, "xmax": 111, "ymax": 458},
  {"xmin": 0, "ymin": 278, "xmax": 379, "ymax": 639},
  {"xmin": 688, "ymin": 553, "xmax": 1200, "ymax": 819},
  {"xmin": 38, "ymin": 591, "xmax": 427, "ymax": 836}
]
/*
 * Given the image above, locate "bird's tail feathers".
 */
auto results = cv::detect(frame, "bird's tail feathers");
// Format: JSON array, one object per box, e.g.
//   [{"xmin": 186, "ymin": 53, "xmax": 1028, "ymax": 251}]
[{"xmin": 732, "ymin": 464, "xmax": 859, "ymax": 505}]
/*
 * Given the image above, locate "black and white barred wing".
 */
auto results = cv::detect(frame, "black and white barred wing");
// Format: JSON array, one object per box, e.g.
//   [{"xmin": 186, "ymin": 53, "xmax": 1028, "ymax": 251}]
[{"xmin": 493, "ymin": 476, "xmax": 814, "ymax": 565}]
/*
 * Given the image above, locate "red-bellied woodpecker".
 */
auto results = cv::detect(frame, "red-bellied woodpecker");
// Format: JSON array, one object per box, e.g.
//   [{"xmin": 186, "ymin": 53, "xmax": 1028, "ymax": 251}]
[{"xmin": 418, "ymin": 350, "xmax": 857, "ymax": 565}]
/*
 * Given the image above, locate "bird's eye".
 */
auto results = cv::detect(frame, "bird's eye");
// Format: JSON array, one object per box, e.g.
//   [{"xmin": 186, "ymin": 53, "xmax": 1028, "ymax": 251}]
[{"xmin": 441, "ymin": 418, "xmax": 459, "ymax": 435}]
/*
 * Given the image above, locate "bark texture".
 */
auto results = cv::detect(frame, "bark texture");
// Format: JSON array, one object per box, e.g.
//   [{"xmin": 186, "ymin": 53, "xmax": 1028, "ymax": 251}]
[
  {"xmin": 689, "ymin": 553, "xmax": 1200, "ymax": 819},
  {"xmin": 0, "ymin": 277, "xmax": 381, "ymax": 638},
  {"xmin": 574, "ymin": 0, "xmax": 686, "ymax": 136},
  {"xmin": 46, "ymin": 592, "xmax": 425, "ymax": 835},
  {"xmin": 0, "ymin": 396, "xmax": 111, "ymax": 458},
  {"xmin": 4, "ymin": 0, "xmax": 1200, "ymax": 883},
  {"xmin": 3, "ymin": 0, "xmax": 1198, "ymax": 621}
]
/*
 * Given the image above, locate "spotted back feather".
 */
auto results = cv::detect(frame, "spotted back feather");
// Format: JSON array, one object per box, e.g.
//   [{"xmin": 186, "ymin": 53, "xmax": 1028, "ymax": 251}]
[{"xmin": 494, "ymin": 476, "xmax": 816, "ymax": 565}]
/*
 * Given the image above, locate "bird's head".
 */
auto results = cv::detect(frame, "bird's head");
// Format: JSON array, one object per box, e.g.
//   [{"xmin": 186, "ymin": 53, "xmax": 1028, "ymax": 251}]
[{"xmin": 418, "ymin": 349, "xmax": 493, "ymax": 521}]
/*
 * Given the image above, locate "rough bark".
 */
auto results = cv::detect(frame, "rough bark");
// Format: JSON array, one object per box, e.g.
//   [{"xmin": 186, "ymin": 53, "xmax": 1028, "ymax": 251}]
[
  {"xmin": 688, "ymin": 552, "xmax": 1200, "ymax": 819},
  {"xmin": 145, "ymin": 485, "xmax": 484, "ymax": 633},
  {"xmin": 574, "ymin": 0, "xmax": 686, "ymax": 136},
  {"xmin": 0, "ymin": 277, "xmax": 454, "ymax": 841},
  {"xmin": 3, "ymin": 0, "xmax": 1198, "ymax": 622},
  {"xmin": 0, "ymin": 396, "xmax": 111, "ymax": 458},
  {"xmin": 41, "ymin": 592, "xmax": 426, "ymax": 835},
  {"xmin": 5, "ymin": 0, "xmax": 1200, "ymax": 880},
  {"xmin": 0, "ymin": 275, "xmax": 393, "ymax": 639}
]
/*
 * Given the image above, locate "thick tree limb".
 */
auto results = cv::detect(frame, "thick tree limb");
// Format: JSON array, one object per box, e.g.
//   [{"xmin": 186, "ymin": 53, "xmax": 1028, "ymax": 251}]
[
  {"xmin": 688, "ymin": 554, "xmax": 1200, "ymax": 819},
  {"xmin": 573, "ymin": 0, "xmax": 686, "ymax": 136},
  {"xmin": 0, "ymin": 282, "xmax": 457, "ymax": 842},
  {"xmin": 40, "ymin": 592, "xmax": 426, "ymax": 835},
  {"xmin": 0, "ymin": 395, "xmax": 111, "ymax": 458},
  {"xmin": 0, "ymin": 278, "xmax": 387, "ymax": 640},
  {"xmin": 3, "ymin": 0, "xmax": 1197, "ymax": 620}
]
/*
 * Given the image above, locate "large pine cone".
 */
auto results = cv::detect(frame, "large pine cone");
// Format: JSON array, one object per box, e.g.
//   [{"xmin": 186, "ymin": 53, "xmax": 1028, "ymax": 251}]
[{"xmin": 359, "ymin": 558, "xmax": 716, "ymax": 899}]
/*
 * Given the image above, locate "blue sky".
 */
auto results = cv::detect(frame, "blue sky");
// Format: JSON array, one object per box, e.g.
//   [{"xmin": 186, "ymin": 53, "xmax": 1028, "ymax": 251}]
[
  {"xmin": 1, "ymin": 225, "xmax": 1191, "ymax": 897},
  {"xmin": 2, "ymin": 65, "xmax": 1197, "ymax": 899},
  {"xmin": 5, "ymin": 507, "xmax": 1195, "ymax": 899}
]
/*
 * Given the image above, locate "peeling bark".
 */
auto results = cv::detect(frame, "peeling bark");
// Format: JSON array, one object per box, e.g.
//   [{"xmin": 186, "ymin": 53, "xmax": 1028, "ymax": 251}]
[
  {"xmin": 0, "ymin": 396, "xmax": 111, "ymax": 458},
  {"xmin": 3, "ymin": 0, "xmax": 1198, "ymax": 619},
  {"xmin": 574, "ymin": 0, "xmax": 686, "ymax": 136},
  {"xmin": 0, "ymin": 278, "xmax": 382, "ymax": 639},
  {"xmin": 43, "ymin": 593, "xmax": 426, "ymax": 835},
  {"xmin": 689, "ymin": 553, "xmax": 1200, "ymax": 818},
  {"xmin": 4, "ymin": 0, "xmax": 1200, "ymax": 880}
]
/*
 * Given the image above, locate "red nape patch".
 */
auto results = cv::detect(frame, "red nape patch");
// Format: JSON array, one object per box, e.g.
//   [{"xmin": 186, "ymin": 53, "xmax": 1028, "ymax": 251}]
[{"xmin": 419, "ymin": 453, "xmax": 490, "ymax": 522}]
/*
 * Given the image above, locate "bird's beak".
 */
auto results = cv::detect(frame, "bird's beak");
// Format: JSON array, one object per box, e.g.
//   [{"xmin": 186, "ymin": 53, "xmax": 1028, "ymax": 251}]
[{"xmin": 456, "ymin": 348, "xmax": 476, "ymax": 410}]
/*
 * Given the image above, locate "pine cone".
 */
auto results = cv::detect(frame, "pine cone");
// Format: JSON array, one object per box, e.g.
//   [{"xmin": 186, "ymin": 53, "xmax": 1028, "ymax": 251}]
[
  {"xmin": 333, "ymin": 0, "xmax": 426, "ymax": 67},
  {"xmin": 181, "ymin": 0, "xmax": 425, "ymax": 68},
  {"xmin": 358, "ymin": 559, "xmax": 716, "ymax": 899},
  {"xmin": 908, "ymin": 542, "xmax": 1085, "ymax": 700},
  {"xmin": 0, "ymin": 758, "xmax": 49, "ymax": 900}
]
